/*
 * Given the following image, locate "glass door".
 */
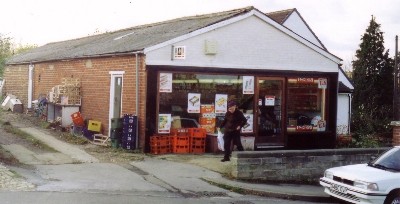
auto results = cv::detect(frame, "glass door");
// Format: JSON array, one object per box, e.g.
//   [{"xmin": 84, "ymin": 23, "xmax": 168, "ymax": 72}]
[{"xmin": 255, "ymin": 77, "xmax": 284, "ymax": 148}]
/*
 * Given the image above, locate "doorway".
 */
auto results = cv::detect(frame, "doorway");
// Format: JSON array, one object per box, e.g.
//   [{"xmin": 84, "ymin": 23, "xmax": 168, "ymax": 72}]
[
  {"xmin": 255, "ymin": 77, "xmax": 285, "ymax": 149},
  {"xmin": 109, "ymin": 71, "xmax": 124, "ymax": 136}
]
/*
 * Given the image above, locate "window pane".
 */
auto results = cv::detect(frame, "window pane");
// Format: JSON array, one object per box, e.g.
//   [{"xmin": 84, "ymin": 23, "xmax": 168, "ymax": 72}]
[
  {"xmin": 287, "ymin": 78, "xmax": 327, "ymax": 132},
  {"xmin": 159, "ymin": 73, "xmax": 248, "ymax": 132}
]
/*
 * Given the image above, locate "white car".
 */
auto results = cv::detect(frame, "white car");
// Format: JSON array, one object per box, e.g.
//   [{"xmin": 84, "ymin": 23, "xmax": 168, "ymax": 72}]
[{"xmin": 320, "ymin": 146, "xmax": 400, "ymax": 204}]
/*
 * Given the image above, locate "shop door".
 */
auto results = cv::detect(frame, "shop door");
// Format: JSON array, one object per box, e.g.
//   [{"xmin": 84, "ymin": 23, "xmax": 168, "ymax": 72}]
[{"xmin": 255, "ymin": 78, "xmax": 284, "ymax": 148}]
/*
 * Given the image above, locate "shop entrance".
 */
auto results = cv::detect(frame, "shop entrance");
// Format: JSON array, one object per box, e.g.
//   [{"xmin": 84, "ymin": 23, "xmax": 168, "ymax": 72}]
[{"xmin": 255, "ymin": 77, "xmax": 285, "ymax": 149}]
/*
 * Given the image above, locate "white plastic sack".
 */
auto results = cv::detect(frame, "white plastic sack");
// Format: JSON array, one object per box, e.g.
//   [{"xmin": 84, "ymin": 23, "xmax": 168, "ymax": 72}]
[{"xmin": 217, "ymin": 130, "xmax": 224, "ymax": 151}]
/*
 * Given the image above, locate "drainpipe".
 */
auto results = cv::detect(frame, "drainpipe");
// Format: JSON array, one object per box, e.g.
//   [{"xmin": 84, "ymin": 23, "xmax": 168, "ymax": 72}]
[
  {"xmin": 135, "ymin": 53, "xmax": 139, "ymax": 149},
  {"xmin": 28, "ymin": 64, "xmax": 34, "ymax": 109}
]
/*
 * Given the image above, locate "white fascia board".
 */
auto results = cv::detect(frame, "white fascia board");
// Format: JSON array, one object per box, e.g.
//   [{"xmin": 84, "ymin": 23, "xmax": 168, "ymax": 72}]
[
  {"xmin": 252, "ymin": 11, "xmax": 342, "ymax": 64},
  {"xmin": 144, "ymin": 10, "xmax": 256, "ymax": 54}
]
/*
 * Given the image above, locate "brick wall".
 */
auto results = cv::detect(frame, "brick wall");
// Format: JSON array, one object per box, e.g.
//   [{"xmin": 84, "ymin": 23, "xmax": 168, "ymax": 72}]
[
  {"xmin": 391, "ymin": 122, "xmax": 400, "ymax": 146},
  {"xmin": 2, "ymin": 65, "xmax": 30, "ymax": 105},
  {"xmin": 3, "ymin": 55, "xmax": 148, "ymax": 150},
  {"xmin": 231, "ymin": 148, "xmax": 389, "ymax": 184}
]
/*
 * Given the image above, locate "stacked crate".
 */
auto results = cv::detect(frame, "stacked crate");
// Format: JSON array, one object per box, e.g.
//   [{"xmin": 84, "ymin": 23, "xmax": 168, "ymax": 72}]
[
  {"xmin": 150, "ymin": 136, "xmax": 171, "ymax": 154},
  {"xmin": 121, "ymin": 114, "xmax": 137, "ymax": 150},
  {"xmin": 189, "ymin": 128, "xmax": 206, "ymax": 153},
  {"xmin": 170, "ymin": 128, "xmax": 190, "ymax": 154}
]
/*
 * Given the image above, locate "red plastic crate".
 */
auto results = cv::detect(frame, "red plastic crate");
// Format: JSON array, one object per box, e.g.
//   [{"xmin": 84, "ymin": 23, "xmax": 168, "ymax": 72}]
[
  {"xmin": 151, "ymin": 146, "xmax": 171, "ymax": 154},
  {"xmin": 189, "ymin": 128, "xmax": 206, "ymax": 138},
  {"xmin": 172, "ymin": 135, "xmax": 189, "ymax": 146},
  {"xmin": 150, "ymin": 136, "xmax": 171, "ymax": 154},
  {"xmin": 170, "ymin": 128, "xmax": 191, "ymax": 137},
  {"xmin": 173, "ymin": 145, "xmax": 189, "ymax": 154},
  {"xmin": 190, "ymin": 145, "xmax": 205, "ymax": 154},
  {"xmin": 71, "ymin": 112, "xmax": 84, "ymax": 126}
]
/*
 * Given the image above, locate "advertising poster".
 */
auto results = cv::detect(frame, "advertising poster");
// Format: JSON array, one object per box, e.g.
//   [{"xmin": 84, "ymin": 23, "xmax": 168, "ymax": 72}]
[
  {"xmin": 243, "ymin": 76, "xmax": 254, "ymax": 94},
  {"xmin": 159, "ymin": 73, "xmax": 172, "ymax": 93},
  {"xmin": 265, "ymin": 95, "xmax": 275, "ymax": 106},
  {"xmin": 158, "ymin": 114, "xmax": 171, "ymax": 134},
  {"xmin": 187, "ymin": 93, "xmax": 201, "ymax": 113},
  {"xmin": 241, "ymin": 114, "xmax": 253, "ymax": 133},
  {"xmin": 215, "ymin": 94, "xmax": 228, "ymax": 113}
]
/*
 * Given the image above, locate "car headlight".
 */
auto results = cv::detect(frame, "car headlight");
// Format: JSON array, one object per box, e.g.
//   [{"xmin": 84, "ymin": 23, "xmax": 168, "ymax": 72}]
[
  {"xmin": 324, "ymin": 170, "xmax": 333, "ymax": 179},
  {"xmin": 354, "ymin": 180, "xmax": 379, "ymax": 191}
]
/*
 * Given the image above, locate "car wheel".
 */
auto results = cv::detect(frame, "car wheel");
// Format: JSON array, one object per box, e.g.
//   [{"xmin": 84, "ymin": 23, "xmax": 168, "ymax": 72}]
[{"xmin": 386, "ymin": 193, "xmax": 400, "ymax": 204}]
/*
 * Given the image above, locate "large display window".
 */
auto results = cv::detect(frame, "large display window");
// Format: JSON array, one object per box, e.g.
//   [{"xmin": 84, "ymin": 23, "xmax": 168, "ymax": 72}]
[
  {"xmin": 158, "ymin": 73, "xmax": 254, "ymax": 134},
  {"xmin": 286, "ymin": 77, "xmax": 327, "ymax": 132}
]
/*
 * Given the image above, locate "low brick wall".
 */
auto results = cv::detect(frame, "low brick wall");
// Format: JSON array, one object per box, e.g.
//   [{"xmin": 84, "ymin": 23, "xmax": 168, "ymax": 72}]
[{"xmin": 231, "ymin": 148, "xmax": 390, "ymax": 184}]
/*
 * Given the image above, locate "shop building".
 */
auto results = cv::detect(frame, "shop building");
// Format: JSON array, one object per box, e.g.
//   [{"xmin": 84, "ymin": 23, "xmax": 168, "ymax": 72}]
[{"xmin": 4, "ymin": 7, "xmax": 347, "ymax": 151}]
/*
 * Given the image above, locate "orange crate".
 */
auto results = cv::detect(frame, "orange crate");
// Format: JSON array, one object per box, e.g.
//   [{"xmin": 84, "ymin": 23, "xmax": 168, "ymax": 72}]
[
  {"xmin": 170, "ymin": 128, "xmax": 191, "ymax": 137},
  {"xmin": 190, "ymin": 137, "xmax": 206, "ymax": 146},
  {"xmin": 173, "ymin": 145, "xmax": 189, "ymax": 154},
  {"xmin": 190, "ymin": 145, "xmax": 205, "ymax": 154},
  {"xmin": 151, "ymin": 146, "xmax": 171, "ymax": 155},
  {"xmin": 172, "ymin": 135, "xmax": 189, "ymax": 146},
  {"xmin": 150, "ymin": 136, "xmax": 170, "ymax": 147},
  {"xmin": 189, "ymin": 128, "xmax": 206, "ymax": 138}
]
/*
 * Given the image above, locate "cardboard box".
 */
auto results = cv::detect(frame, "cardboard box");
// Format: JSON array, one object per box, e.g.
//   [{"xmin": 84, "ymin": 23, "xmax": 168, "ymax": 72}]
[{"xmin": 200, "ymin": 104, "xmax": 215, "ymax": 114}]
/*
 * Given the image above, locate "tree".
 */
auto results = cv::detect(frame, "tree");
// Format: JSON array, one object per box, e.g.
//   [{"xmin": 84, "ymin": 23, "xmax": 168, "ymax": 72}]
[
  {"xmin": 351, "ymin": 16, "xmax": 394, "ymax": 142},
  {"xmin": 0, "ymin": 34, "xmax": 13, "ymax": 76}
]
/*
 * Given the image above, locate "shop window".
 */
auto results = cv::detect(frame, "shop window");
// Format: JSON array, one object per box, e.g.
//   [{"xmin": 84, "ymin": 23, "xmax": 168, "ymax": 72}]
[
  {"xmin": 158, "ymin": 73, "xmax": 253, "ymax": 134},
  {"xmin": 287, "ymin": 77, "xmax": 327, "ymax": 132}
]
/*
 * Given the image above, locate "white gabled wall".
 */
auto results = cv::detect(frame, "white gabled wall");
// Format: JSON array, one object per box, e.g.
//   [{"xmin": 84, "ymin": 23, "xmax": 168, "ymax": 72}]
[
  {"xmin": 282, "ymin": 11, "xmax": 324, "ymax": 49},
  {"xmin": 146, "ymin": 15, "xmax": 339, "ymax": 73}
]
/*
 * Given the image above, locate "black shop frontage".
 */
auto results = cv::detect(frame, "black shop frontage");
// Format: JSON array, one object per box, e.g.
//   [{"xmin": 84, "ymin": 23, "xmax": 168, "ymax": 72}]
[{"xmin": 145, "ymin": 66, "xmax": 338, "ymax": 152}]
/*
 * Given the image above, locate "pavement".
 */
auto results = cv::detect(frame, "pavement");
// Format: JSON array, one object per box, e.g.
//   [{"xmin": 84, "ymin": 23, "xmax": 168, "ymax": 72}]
[{"xmin": 0, "ymin": 118, "xmax": 334, "ymax": 203}]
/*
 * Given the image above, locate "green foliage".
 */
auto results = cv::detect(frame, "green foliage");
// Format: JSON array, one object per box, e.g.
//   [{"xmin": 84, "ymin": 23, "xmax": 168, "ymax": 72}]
[
  {"xmin": 0, "ymin": 34, "xmax": 13, "ymax": 76},
  {"xmin": 0, "ymin": 33, "xmax": 37, "ymax": 77},
  {"xmin": 351, "ymin": 16, "xmax": 394, "ymax": 147}
]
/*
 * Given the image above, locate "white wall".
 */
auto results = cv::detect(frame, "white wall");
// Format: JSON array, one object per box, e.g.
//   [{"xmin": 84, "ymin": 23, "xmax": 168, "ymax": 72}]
[
  {"xmin": 282, "ymin": 11, "xmax": 324, "ymax": 48},
  {"xmin": 146, "ymin": 15, "xmax": 339, "ymax": 73}
]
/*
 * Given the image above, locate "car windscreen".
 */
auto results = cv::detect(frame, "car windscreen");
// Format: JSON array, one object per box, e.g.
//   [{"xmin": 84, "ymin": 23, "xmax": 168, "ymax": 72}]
[{"xmin": 369, "ymin": 147, "xmax": 400, "ymax": 172}]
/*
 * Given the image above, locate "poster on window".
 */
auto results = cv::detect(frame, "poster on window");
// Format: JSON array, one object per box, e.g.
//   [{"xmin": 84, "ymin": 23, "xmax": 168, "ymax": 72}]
[
  {"xmin": 158, "ymin": 114, "xmax": 171, "ymax": 134},
  {"xmin": 241, "ymin": 114, "xmax": 253, "ymax": 133},
  {"xmin": 187, "ymin": 93, "xmax": 201, "ymax": 113},
  {"xmin": 265, "ymin": 95, "xmax": 275, "ymax": 106},
  {"xmin": 243, "ymin": 76, "xmax": 254, "ymax": 94},
  {"xmin": 215, "ymin": 94, "xmax": 228, "ymax": 113},
  {"xmin": 318, "ymin": 78, "xmax": 327, "ymax": 89},
  {"xmin": 159, "ymin": 73, "xmax": 172, "ymax": 93}
]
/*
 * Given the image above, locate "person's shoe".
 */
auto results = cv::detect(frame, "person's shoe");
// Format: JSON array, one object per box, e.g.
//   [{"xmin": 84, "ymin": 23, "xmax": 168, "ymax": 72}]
[{"xmin": 221, "ymin": 158, "xmax": 230, "ymax": 162}]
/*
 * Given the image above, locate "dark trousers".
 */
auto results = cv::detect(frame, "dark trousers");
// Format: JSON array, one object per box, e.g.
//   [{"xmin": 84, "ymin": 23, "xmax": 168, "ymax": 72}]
[{"xmin": 223, "ymin": 130, "xmax": 244, "ymax": 159}]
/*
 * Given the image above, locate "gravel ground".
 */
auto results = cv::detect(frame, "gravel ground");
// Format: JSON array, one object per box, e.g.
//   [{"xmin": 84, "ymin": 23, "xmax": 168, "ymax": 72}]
[{"xmin": 0, "ymin": 110, "xmax": 145, "ymax": 166}]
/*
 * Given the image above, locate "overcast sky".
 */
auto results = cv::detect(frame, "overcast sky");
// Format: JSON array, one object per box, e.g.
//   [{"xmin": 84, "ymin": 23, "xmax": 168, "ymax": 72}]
[{"xmin": 2, "ymin": 0, "xmax": 399, "ymax": 67}]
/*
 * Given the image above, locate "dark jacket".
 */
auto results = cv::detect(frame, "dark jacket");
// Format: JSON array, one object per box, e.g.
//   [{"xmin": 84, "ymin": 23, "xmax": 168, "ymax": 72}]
[{"xmin": 219, "ymin": 109, "xmax": 247, "ymax": 132}]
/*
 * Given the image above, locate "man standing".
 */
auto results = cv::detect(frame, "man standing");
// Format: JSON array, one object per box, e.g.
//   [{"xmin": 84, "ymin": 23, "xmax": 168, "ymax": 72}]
[{"xmin": 218, "ymin": 100, "xmax": 247, "ymax": 162}]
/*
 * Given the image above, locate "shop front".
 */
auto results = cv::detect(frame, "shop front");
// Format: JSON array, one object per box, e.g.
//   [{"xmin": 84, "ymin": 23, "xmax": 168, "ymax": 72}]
[{"xmin": 145, "ymin": 66, "xmax": 338, "ymax": 152}]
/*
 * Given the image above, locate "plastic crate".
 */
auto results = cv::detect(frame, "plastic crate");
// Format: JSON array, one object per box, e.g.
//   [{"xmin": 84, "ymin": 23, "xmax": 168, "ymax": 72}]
[
  {"xmin": 150, "ymin": 136, "xmax": 171, "ymax": 154},
  {"xmin": 71, "ymin": 112, "xmax": 84, "ymax": 126},
  {"xmin": 189, "ymin": 137, "xmax": 206, "ymax": 154},
  {"xmin": 121, "ymin": 141, "xmax": 136, "ymax": 150},
  {"xmin": 170, "ymin": 128, "xmax": 191, "ymax": 137},
  {"xmin": 189, "ymin": 128, "xmax": 206, "ymax": 138},
  {"xmin": 173, "ymin": 145, "xmax": 189, "ymax": 154},
  {"xmin": 88, "ymin": 120, "xmax": 101, "ymax": 132}
]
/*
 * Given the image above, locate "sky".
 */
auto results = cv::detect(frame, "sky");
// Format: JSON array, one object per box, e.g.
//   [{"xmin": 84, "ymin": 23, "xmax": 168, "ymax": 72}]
[{"xmin": 1, "ymin": 0, "xmax": 400, "ymax": 68}]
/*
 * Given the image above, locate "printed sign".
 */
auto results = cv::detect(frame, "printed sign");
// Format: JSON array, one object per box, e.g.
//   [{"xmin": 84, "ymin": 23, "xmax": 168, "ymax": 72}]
[
  {"xmin": 215, "ymin": 94, "xmax": 228, "ymax": 113},
  {"xmin": 243, "ymin": 76, "xmax": 254, "ymax": 94},
  {"xmin": 158, "ymin": 114, "xmax": 171, "ymax": 134},
  {"xmin": 159, "ymin": 73, "xmax": 172, "ymax": 92},
  {"xmin": 187, "ymin": 93, "xmax": 201, "ymax": 113},
  {"xmin": 241, "ymin": 114, "xmax": 253, "ymax": 133},
  {"xmin": 318, "ymin": 78, "xmax": 327, "ymax": 89},
  {"xmin": 265, "ymin": 95, "xmax": 275, "ymax": 106}
]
